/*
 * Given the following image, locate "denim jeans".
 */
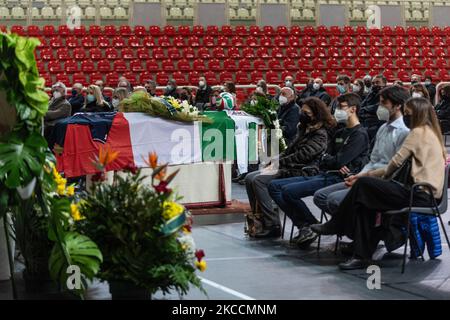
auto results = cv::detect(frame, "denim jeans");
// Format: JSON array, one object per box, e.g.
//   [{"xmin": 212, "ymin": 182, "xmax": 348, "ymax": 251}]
[
  {"xmin": 313, "ymin": 182, "xmax": 349, "ymax": 215},
  {"xmin": 268, "ymin": 173, "xmax": 343, "ymax": 228}
]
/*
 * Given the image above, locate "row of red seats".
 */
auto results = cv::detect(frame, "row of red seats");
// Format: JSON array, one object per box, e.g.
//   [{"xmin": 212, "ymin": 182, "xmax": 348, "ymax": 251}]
[
  {"xmin": 5, "ymin": 24, "xmax": 450, "ymax": 38},
  {"xmin": 37, "ymin": 57, "xmax": 450, "ymax": 75},
  {"xmin": 32, "ymin": 34, "xmax": 450, "ymax": 49},
  {"xmin": 36, "ymin": 46, "xmax": 450, "ymax": 62},
  {"xmin": 40, "ymin": 68, "xmax": 450, "ymax": 88}
]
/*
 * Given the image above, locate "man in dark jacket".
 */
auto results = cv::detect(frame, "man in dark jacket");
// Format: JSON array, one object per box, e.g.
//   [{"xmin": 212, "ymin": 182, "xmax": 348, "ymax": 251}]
[
  {"xmin": 358, "ymin": 74, "xmax": 387, "ymax": 142},
  {"xmin": 297, "ymin": 78, "xmax": 331, "ymax": 106},
  {"xmin": 277, "ymin": 87, "xmax": 300, "ymax": 144},
  {"xmin": 329, "ymin": 75, "xmax": 351, "ymax": 115},
  {"xmin": 68, "ymin": 83, "xmax": 84, "ymax": 115},
  {"xmin": 44, "ymin": 82, "xmax": 72, "ymax": 145},
  {"xmin": 164, "ymin": 79, "xmax": 179, "ymax": 99},
  {"xmin": 269, "ymin": 93, "xmax": 370, "ymax": 247},
  {"xmin": 436, "ymin": 85, "xmax": 450, "ymax": 133},
  {"xmin": 194, "ymin": 76, "xmax": 212, "ymax": 110},
  {"xmin": 424, "ymin": 75, "xmax": 436, "ymax": 105}
]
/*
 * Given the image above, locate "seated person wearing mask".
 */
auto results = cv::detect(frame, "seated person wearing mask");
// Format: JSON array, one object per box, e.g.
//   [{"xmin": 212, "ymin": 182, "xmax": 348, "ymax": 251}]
[
  {"xmin": 245, "ymin": 97, "xmax": 334, "ymax": 238},
  {"xmin": 164, "ymin": 79, "xmax": 179, "ymax": 99},
  {"xmin": 112, "ymin": 87, "xmax": 128, "ymax": 111},
  {"xmin": 358, "ymin": 74, "xmax": 388, "ymax": 142},
  {"xmin": 435, "ymin": 85, "xmax": 450, "ymax": 133},
  {"xmin": 81, "ymin": 85, "xmax": 112, "ymax": 112},
  {"xmin": 277, "ymin": 87, "xmax": 301, "ymax": 144},
  {"xmin": 329, "ymin": 75, "xmax": 351, "ymax": 115},
  {"xmin": 144, "ymin": 80, "xmax": 157, "ymax": 97},
  {"xmin": 95, "ymin": 80, "xmax": 112, "ymax": 106},
  {"xmin": 44, "ymin": 82, "xmax": 72, "ymax": 143},
  {"xmin": 312, "ymin": 86, "xmax": 411, "ymax": 254},
  {"xmin": 307, "ymin": 78, "xmax": 332, "ymax": 106},
  {"xmin": 312, "ymin": 97, "xmax": 446, "ymax": 270},
  {"xmin": 409, "ymin": 83, "xmax": 430, "ymax": 101},
  {"xmin": 194, "ymin": 77, "xmax": 212, "ymax": 110},
  {"xmin": 68, "ymin": 83, "xmax": 84, "ymax": 115},
  {"xmin": 269, "ymin": 93, "xmax": 369, "ymax": 248}
]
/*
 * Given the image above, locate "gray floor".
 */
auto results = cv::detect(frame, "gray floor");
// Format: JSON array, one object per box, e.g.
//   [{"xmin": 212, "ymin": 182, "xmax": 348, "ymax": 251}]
[{"xmin": 2, "ymin": 183, "xmax": 450, "ymax": 300}]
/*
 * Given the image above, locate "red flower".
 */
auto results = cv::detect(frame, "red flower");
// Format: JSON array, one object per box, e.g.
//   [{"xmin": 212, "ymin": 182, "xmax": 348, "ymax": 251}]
[
  {"xmin": 91, "ymin": 172, "xmax": 105, "ymax": 182},
  {"xmin": 154, "ymin": 181, "xmax": 171, "ymax": 194},
  {"xmin": 124, "ymin": 163, "xmax": 138, "ymax": 174},
  {"xmin": 195, "ymin": 249, "xmax": 205, "ymax": 261}
]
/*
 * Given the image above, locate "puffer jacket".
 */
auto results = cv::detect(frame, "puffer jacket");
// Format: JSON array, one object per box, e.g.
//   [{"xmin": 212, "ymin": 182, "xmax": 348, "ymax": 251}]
[
  {"xmin": 277, "ymin": 124, "xmax": 328, "ymax": 178},
  {"xmin": 44, "ymin": 97, "xmax": 72, "ymax": 127}
]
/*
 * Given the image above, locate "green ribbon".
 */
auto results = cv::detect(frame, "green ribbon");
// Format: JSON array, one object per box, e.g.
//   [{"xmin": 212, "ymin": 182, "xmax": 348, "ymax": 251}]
[{"xmin": 160, "ymin": 210, "xmax": 187, "ymax": 236}]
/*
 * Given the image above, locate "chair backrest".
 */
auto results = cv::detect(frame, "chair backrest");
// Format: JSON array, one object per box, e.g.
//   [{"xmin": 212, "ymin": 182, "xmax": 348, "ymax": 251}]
[{"xmin": 438, "ymin": 165, "xmax": 449, "ymax": 214}]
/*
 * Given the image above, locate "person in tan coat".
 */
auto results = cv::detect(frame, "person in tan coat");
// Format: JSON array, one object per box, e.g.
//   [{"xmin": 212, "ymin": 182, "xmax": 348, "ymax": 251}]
[
  {"xmin": 312, "ymin": 97, "xmax": 447, "ymax": 270},
  {"xmin": 44, "ymin": 82, "xmax": 71, "ymax": 143}
]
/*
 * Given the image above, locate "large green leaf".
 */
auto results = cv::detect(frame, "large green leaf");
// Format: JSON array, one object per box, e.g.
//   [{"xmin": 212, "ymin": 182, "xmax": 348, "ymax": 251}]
[
  {"xmin": 0, "ymin": 132, "xmax": 47, "ymax": 188},
  {"xmin": 49, "ymin": 232, "xmax": 103, "ymax": 291}
]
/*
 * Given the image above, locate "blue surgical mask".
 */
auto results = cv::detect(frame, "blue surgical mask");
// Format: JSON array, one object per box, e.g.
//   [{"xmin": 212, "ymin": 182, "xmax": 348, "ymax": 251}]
[
  {"xmin": 337, "ymin": 84, "xmax": 347, "ymax": 94},
  {"xmin": 87, "ymin": 94, "xmax": 95, "ymax": 103}
]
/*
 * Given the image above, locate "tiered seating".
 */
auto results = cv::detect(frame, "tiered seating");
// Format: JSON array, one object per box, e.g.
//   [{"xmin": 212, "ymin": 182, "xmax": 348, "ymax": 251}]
[
  {"xmin": 0, "ymin": 0, "xmax": 443, "ymax": 21},
  {"xmin": 6, "ymin": 24, "xmax": 450, "ymax": 87}
]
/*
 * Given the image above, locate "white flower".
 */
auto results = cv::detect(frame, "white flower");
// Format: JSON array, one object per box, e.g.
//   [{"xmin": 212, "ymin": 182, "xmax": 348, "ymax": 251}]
[
  {"xmin": 273, "ymin": 119, "xmax": 280, "ymax": 129},
  {"xmin": 275, "ymin": 128, "xmax": 283, "ymax": 139},
  {"xmin": 178, "ymin": 232, "xmax": 196, "ymax": 261}
]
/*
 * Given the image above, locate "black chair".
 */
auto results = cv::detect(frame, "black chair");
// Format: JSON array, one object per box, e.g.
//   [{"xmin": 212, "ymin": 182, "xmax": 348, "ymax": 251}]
[{"xmin": 382, "ymin": 165, "xmax": 450, "ymax": 273}]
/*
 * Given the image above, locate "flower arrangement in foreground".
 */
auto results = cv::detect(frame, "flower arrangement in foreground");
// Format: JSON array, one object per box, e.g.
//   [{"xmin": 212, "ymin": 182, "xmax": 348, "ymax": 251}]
[
  {"xmin": 76, "ymin": 147, "xmax": 206, "ymax": 298},
  {"xmin": 241, "ymin": 95, "xmax": 287, "ymax": 152},
  {"xmin": 119, "ymin": 91, "xmax": 213, "ymax": 124}
]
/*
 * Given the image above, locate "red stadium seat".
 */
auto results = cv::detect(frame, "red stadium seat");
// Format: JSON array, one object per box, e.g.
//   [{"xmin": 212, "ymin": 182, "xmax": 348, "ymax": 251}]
[
  {"xmin": 274, "ymin": 36, "xmax": 287, "ymax": 47},
  {"xmin": 173, "ymin": 71, "xmax": 187, "ymax": 85},
  {"xmin": 355, "ymin": 57, "xmax": 367, "ymax": 69},
  {"xmin": 123, "ymin": 72, "xmax": 137, "ymax": 86},
  {"xmin": 409, "ymin": 57, "xmax": 421, "ymax": 69},
  {"xmin": 130, "ymin": 60, "xmax": 144, "ymax": 72},
  {"xmin": 112, "ymin": 36, "xmax": 126, "ymax": 48},
  {"xmin": 354, "ymin": 69, "xmax": 367, "ymax": 79},
  {"xmin": 325, "ymin": 70, "xmax": 337, "ymax": 83},
  {"xmin": 49, "ymin": 36, "xmax": 64, "ymax": 48},
  {"xmin": 96, "ymin": 36, "xmax": 109, "ymax": 48},
  {"xmin": 193, "ymin": 59, "xmax": 206, "ymax": 72},
  {"xmin": 224, "ymin": 58, "xmax": 238, "ymax": 71},
  {"xmin": 205, "ymin": 71, "xmax": 218, "ymax": 85},
  {"xmin": 295, "ymin": 70, "xmax": 309, "ymax": 84},
  {"xmin": 290, "ymin": 26, "xmax": 302, "ymax": 37},
  {"xmin": 304, "ymin": 26, "xmax": 317, "ymax": 37},
  {"xmin": 163, "ymin": 25, "xmax": 176, "ymax": 37},
  {"xmin": 134, "ymin": 25, "xmax": 147, "ymax": 37},
  {"xmin": 288, "ymin": 36, "xmax": 300, "ymax": 47},
  {"xmin": 298, "ymin": 58, "xmax": 313, "ymax": 70},
  {"xmin": 81, "ymin": 60, "xmax": 95, "ymax": 73},
  {"xmin": 162, "ymin": 59, "xmax": 175, "ymax": 72},
  {"xmin": 73, "ymin": 48, "xmax": 86, "ymax": 60},
  {"xmin": 250, "ymin": 70, "xmax": 263, "ymax": 83},
  {"xmin": 213, "ymin": 47, "xmax": 226, "ymax": 59},
  {"xmin": 302, "ymin": 36, "xmax": 314, "ymax": 47},
  {"xmin": 265, "ymin": 70, "xmax": 279, "ymax": 84},
  {"xmin": 105, "ymin": 72, "xmax": 119, "ymax": 86},
  {"xmin": 260, "ymin": 36, "xmax": 273, "ymax": 47},
  {"xmin": 56, "ymin": 48, "xmax": 71, "ymax": 60},
  {"xmin": 43, "ymin": 25, "xmax": 56, "ymax": 37},
  {"xmin": 311, "ymin": 70, "xmax": 324, "ymax": 79},
  {"xmin": 146, "ymin": 60, "xmax": 159, "ymax": 72},
  {"xmin": 65, "ymin": 36, "xmax": 79, "ymax": 48},
  {"xmin": 55, "ymin": 73, "xmax": 70, "ymax": 85},
  {"xmin": 96, "ymin": 60, "xmax": 111, "ymax": 73},
  {"xmin": 268, "ymin": 59, "xmax": 282, "ymax": 70},
  {"xmin": 64, "ymin": 60, "xmax": 78, "ymax": 73},
  {"xmin": 206, "ymin": 26, "xmax": 219, "ymax": 37},
  {"xmin": 90, "ymin": 72, "xmax": 104, "ymax": 84},
  {"xmin": 341, "ymin": 58, "xmax": 353, "ymax": 69},
  {"xmin": 326, "ymin": 58, "xmax": 339, "ymax": 69},
  {"xmin": 341, "ymin": 47, "xmax": 354, "ymax": 57},
  {"xmin": 159, "ymin": 36, "xmax": 171, "ymax": 47},
  {"xmin": 143, "ymin": 36, "xmax": 156, "ymax": 48},
  {"xmin": 253, "ymin": 59, "xmax": 267, "ymax": 71},
  {"xmin": 238, "ymin": 59, "xmax": 252, "ymax": 71},
  {"xmin": 173, "ymin": 36, "xmax": 187, "ymax": 47},
  {"xmin": 182, "ymin": 47, "xmax": 195, "ymax": 59},
  {"xmin": 328, "ymin": 47, "xmax": 340, "ymax": 57},
  {"xmin": 168, "ymin": 47, "xmax": 181, "ymax": 59},
  {"xmin": 208, "ymin": 59, "xmax": 222, "ymax": 72},
  {"xmin": 58, "ymin": 25, "xmax": 70, "ymax": 37},
  {"xmin": 188, "ymin": 71, "xmax": 200, "ymax": 84},
  {"xmin": 105, "ymin": 48, "xmax": 119, "ymax": 60},
  {"xmin": 48, "ymin": 60, "xmax": 62, "ymax": 73},
  {"xmin": 283, "ymin": 58, "xmax": 297, "ymax": 71},
  {"xmin": 231, "ymin": 36, "xmax": 245, "ymax": 47},
  {"xmin": 382, "ymin": 57, "xmax": 395, "ymax": 69},
  {"xmin": 286, "ymin": 47, "xmax": 299, "ymax": 59},
  {"xmin": 221, "ymin": 26, "xmax": 234, "ymax": 36},
  {"xmin": 177, "ymin": 59, "xmax": 191, "ymax": 72},
  {"xmin": 192, "ymin": 25, "xmax": 204, "ymax": 37},
  {"xmin": 41, "ymin": 73, "xmax": 52, "ymax": 86},
  {"xmin": 236, "ymin": 71, "xmax": 250, "ymax": 84},
  {"xmin": 383, "ymin": 69, "xmax": 396, "ymax": 82},
  {"xmin": 271, "ymin": 47, "xmax": 283, "ymax": 59},
  {"xmin": 152, "ymin": 47, "xmax": 165, "ymax": 60},
  {"xmin": 81, "ymin": 36, "xmax": 95, "ymax": 48},
  {"xmin": 72, "ymin": 72, "xmax": 87, "ymax": 86},
  {"xmin": 249, "ymin": 26, "xmax": 262, "ymax": 37},
  {"xmin": 104, "ymin": 25, "xmax": 117, "ymax": 36},
  {"xmin": 149, "ymin": 26, "xmax": 162, "ymax": 37},
  {"xmin": 397, "ymin": 69, "xmax": 410, "ymax": 82},
  {"xmin": 89, "ymin": 25, "xmax": 102, "ymax": 37},
  {"xmin": 219, "ymin": 71, "xmax": 233, "ymax": 83},
  {"xmin": 128, "ymin": 36, "xmax": 142, "ymax": 48},
  {"xmin": 276, "ymin": 26, "xmax": 289, "ymax": 37},
  {"xmin": 203, "ymin": 36, "xmax": 216, "ymax": 47},
  {"xmin": 114, "ymin": 60, "xmax": 127, "ymax": 73},
  {"xmin": 312, "ymin": 57, "xmax": 325, "ymax": 69},
  {"xmin": 119, "ymin": 25, "xmax": 133, "ymax": 36},
  {"xmin": 243, "ymin": 47, "xmax": 255, "ymax": 58},
  {"xmin": 246, "ymin": 36, "xmax": 258, "ymax": 47},
  {"xmin": 27, "ymin": 25, "xmax": 41, "ymax": 36},
  {"xmin": 139, "ymin": 71, "xmax": 153, "ymax": 84},
  {"xmin": 137, "ymin": 48, "xmax": 151, "ymax": 60},
  {"xmin": 407, "ymin": 26, "xmax": 418, "ymax": 37},
  {"xmin": 235, "ymin": 26, "xmax": 248, "ymax": 37},
  {"xmin": 437, "ymin": 58, "xmax": 448, "ymax": 69},
  {"xmin": 439, "ymin": 69, "xmax": 450, "ymax": 81},
  {"xmin": 197, "ymin": 47, "xmax": 211, "ymax": 59},
  {"xmin": 188, "ymin": 36, "xmax": 201, "ymax": 47}
]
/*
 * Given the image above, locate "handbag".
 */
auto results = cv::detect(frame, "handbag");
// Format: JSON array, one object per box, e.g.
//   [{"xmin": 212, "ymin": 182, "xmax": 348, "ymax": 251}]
[{"xmin": 390, "ymin": 157, "xmax": 414, "ymax": 189}]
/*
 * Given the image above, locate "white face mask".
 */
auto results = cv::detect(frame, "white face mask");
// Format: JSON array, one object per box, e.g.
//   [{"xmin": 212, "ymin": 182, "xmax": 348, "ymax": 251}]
[
  {"xmin": 53, "ymin": 91, "xmax": 62, "ymax": 99},
  {"xmin": 334, "ymin": 109, "xmax": 349, "ymax": 123},
  {"xmin": 250, "ymin": 99, "xmax": 257, "ymax": 106},
  {"xmin": 285, "ymin": 80, "xmax": 292, "ymax": 87},
  {"xmin": 256, "ymin": 86, "xmax": 264, "ymax": 93},
  {"xmin": 199, "ymin": 81, "xmax": 205, "ymax": 87},
  {"xmin": 352, "ymin": 84, "xmax": 361, "ymax": 92},
  {"xmin": 278, "ymin": 95, "xmax": 288, "ymax": 105},
  {"xmin": 376, "ymin": 105, "xmax": 391, "ymax": 121},
  {"xmin": 412, "ymin": 92, "xmax": 423, "ymax": 98},
  {"xmin": 313, "ymin": 83, "xmax": 321, "ymax": 90},
  {"xmin": 112, "ymin": 98, "xmax": 120, "ymax": 109}
]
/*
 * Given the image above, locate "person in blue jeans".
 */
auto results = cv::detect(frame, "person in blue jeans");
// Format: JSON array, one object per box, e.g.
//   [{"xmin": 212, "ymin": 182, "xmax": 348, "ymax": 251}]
[{"xmin": 268, "ymin": 93, "xmax": 370, "ymax": 247}]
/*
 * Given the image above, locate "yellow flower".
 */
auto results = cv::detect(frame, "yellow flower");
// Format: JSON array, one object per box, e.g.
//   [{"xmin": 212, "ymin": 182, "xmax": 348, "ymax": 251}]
[
  {"xmin": 162, "ymin": 201, "xmax": 184, "ymax": 220},
  {"xmin": 57, "ymin": 183, "xmax": 66, "ymax": 196},
  {"xmin": 182, "ymin": 226, "xmax": 191, "ymax": 234},
  {"xmin": 70, "ymin": 203, "xmax": 84, "ymax": 221},
  {"xmin": 66, "ymin": 185, "xmax": 75, "ymax": 197},
  {"xmin": 195, "ymin": 260, "xmax": 207, "ymax": 272}
]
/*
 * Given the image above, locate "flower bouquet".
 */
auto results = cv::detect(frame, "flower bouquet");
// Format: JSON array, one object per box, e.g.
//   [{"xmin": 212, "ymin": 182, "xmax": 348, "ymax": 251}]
[
  {"xmin": 76, "ymin": 147, "xmax": 207, "ymax": 299},
  {"xmin": 241, "ymin": 95, "xmax": 287, "ymax": 151},
  {"xmin": 119, "ymin": 91, "xmax": 213, "ymax": 123}
]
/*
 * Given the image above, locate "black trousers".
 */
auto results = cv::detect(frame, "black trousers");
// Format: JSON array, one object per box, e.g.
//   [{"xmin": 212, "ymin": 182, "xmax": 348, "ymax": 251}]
[{"xmin": 333, "ymin": 177, "xmax": 433, "ymax": 259}]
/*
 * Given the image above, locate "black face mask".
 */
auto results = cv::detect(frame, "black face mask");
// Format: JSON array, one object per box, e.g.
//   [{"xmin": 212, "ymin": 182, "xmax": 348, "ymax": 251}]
[
  {"xmin": 403, "ymin": 115, "xmax": 411, "ymax": 129},
  {"xmin": 299, "ymin": 111, "xmax": 312, "ymax": 125}
]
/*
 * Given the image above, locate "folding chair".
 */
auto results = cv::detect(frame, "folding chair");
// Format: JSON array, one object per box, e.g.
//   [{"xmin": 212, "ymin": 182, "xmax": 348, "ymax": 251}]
[{"xmin": 382, "ymin": 165, "xmax": 450, "ymax": 273}]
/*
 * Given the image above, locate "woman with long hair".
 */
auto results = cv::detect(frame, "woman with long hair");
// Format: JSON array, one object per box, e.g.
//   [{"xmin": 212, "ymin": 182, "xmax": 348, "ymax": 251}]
[
  {"xmin": 409, "ymin": 83, "xmax": 430, "ymax": 101},
  {"xmin": 245, "ymin": 96, "xmax": 336, "ymax": 238},
  {"xmin": 312, "ymin": 97, "xmax": 447, "ymax": 270},
  {"xmin": 82, "ymin": 85, "xmax": 112, "ymax": 112}
]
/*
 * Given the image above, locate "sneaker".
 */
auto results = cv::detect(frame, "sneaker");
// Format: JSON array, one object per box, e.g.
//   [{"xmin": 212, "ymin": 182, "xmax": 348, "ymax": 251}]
[{"xmin": 296, "ymin": 226, "xmax": 318, "ymax": 248}]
